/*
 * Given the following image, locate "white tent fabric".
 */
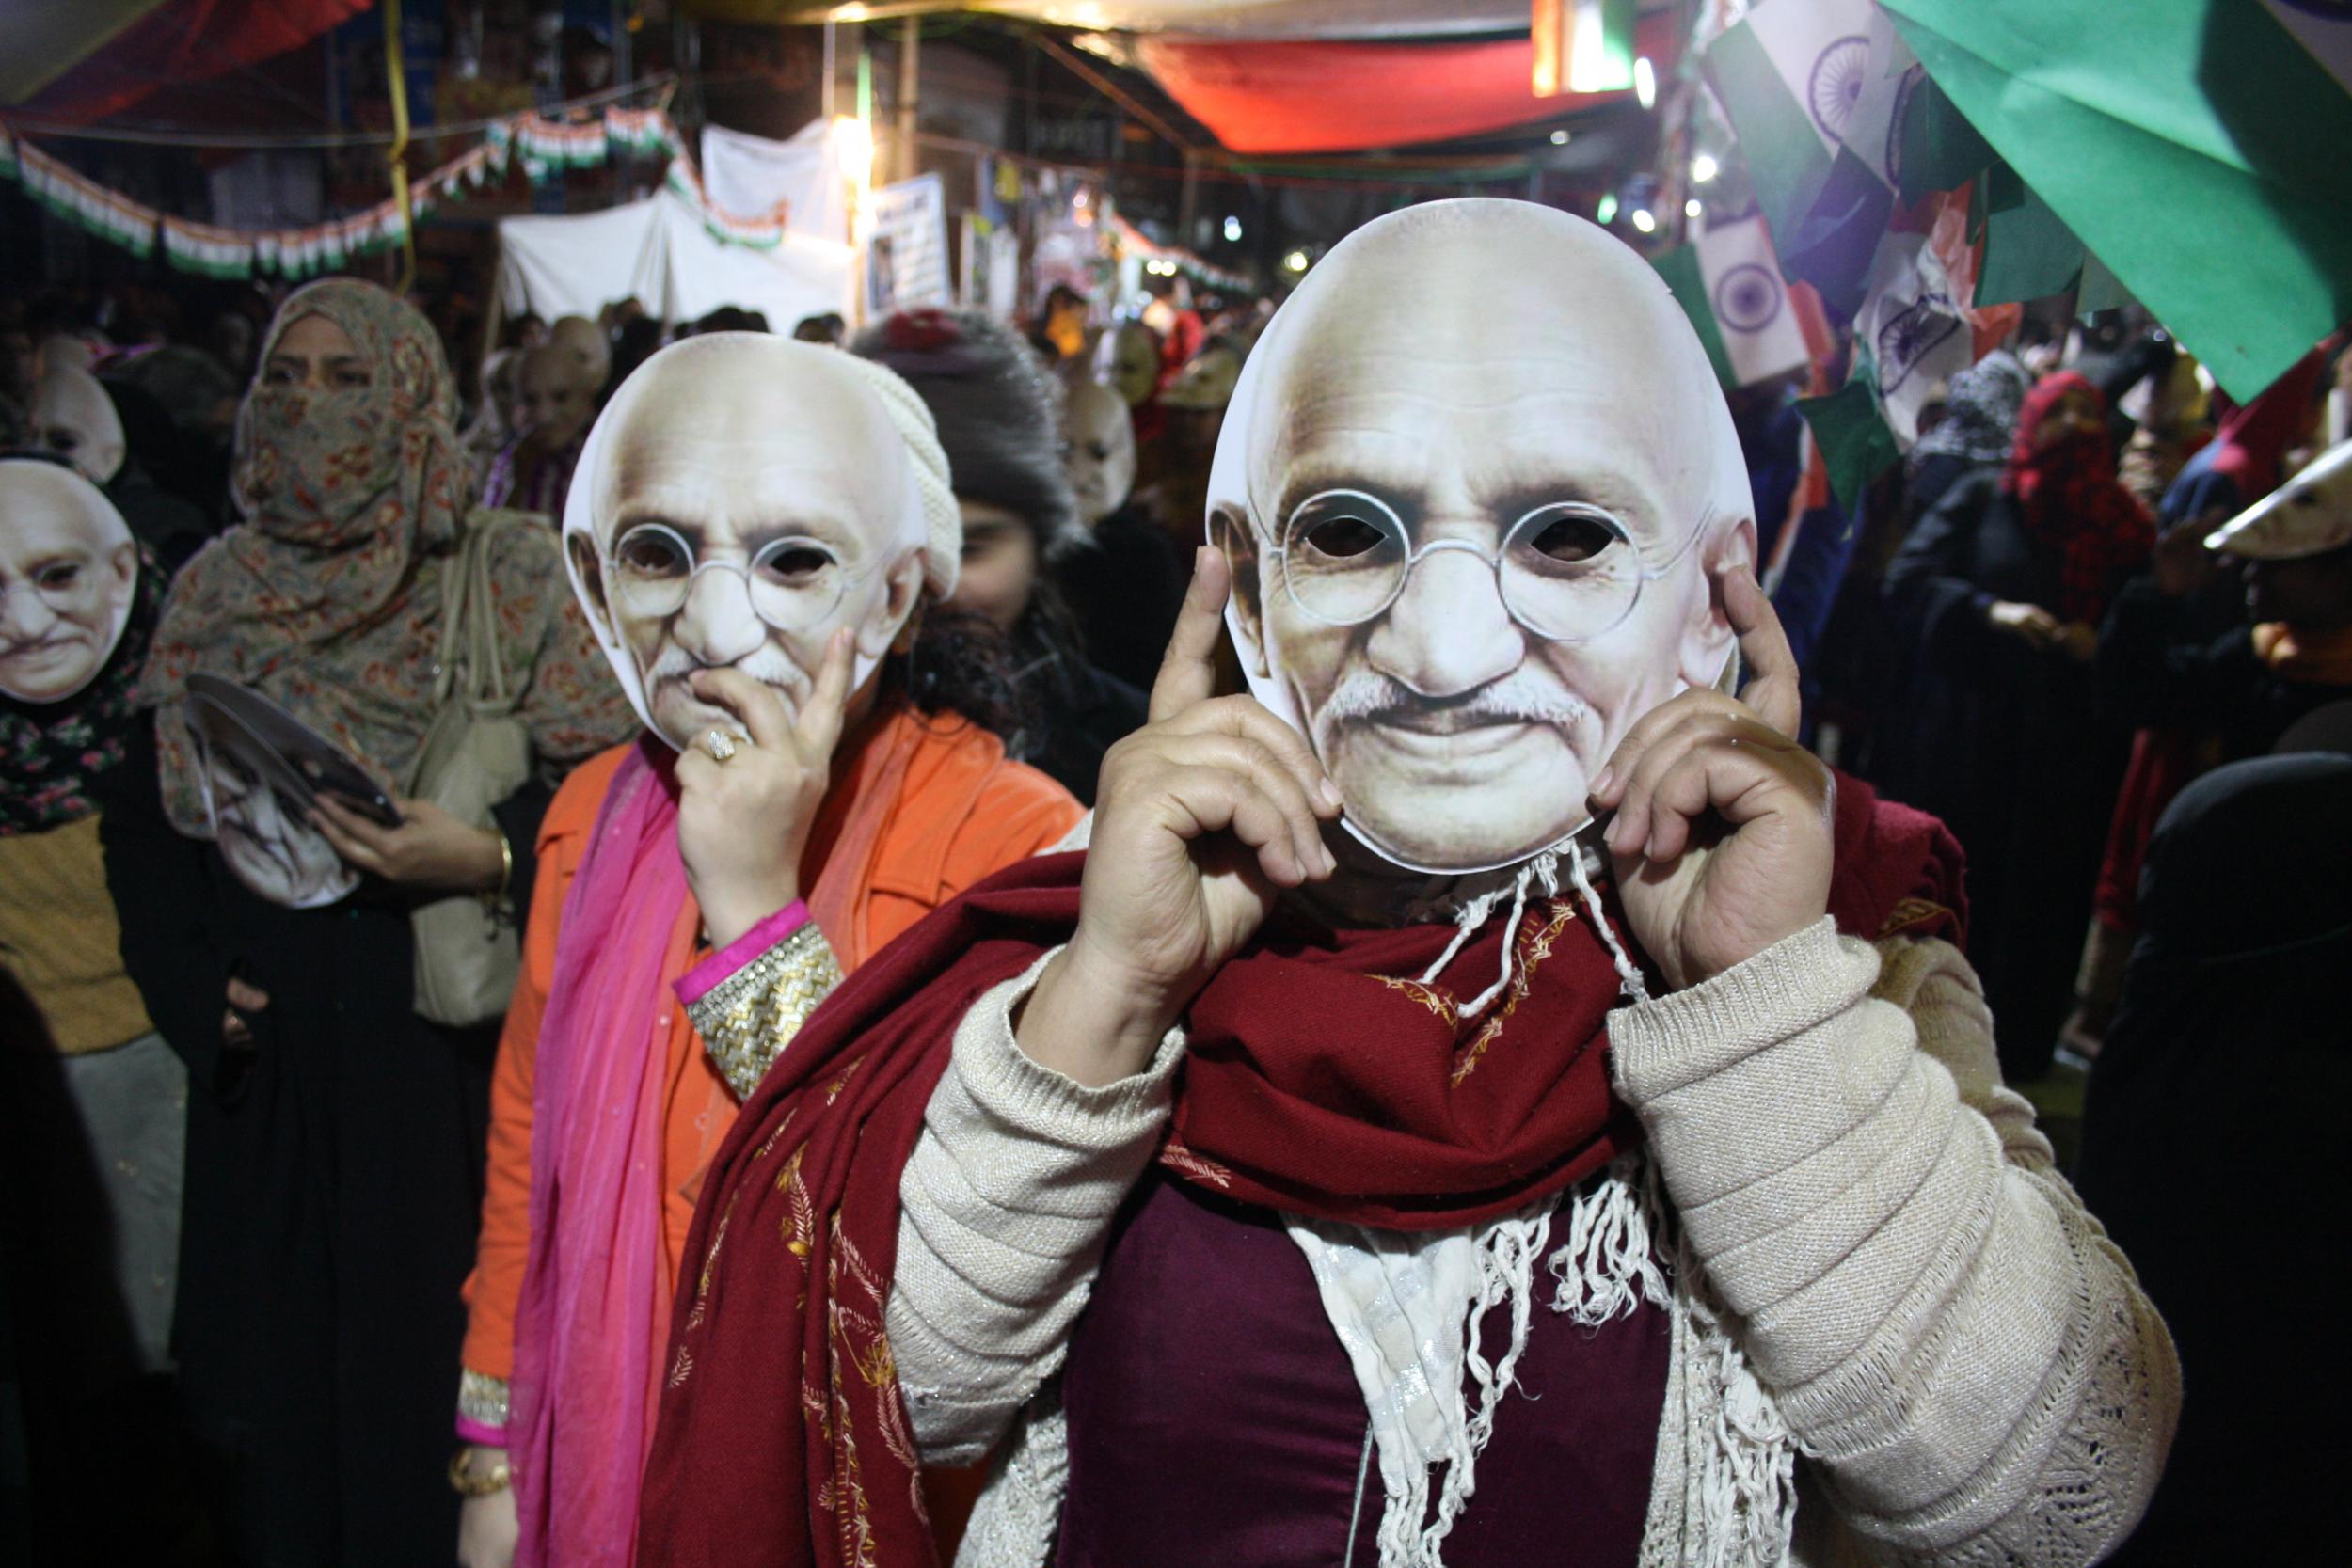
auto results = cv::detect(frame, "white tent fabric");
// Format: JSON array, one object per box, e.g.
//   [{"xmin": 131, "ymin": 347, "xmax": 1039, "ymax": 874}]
[
  {"xmin": 700, "ymin": 119, "xmax": 852, "ymax": 246},
  {"xmin": 497, "ymin": 198, "xmax": 664, "ymax": 323},
  {"xmin": 497, "ymin": 188, "xmax": 853, "ymax": 329}
]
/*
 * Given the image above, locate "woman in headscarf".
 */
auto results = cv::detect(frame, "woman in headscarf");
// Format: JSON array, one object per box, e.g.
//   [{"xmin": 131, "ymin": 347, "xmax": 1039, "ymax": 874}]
[
  {"xmin": 851, "ymin": 308, "xmax": 1147, "ymax": 803},
  {"xmin": 103, "ymin": 278, "xmax": 633, "ymax": 1567},
  {"xmin": 1885, "ymin": 371, "xmax": 2153, "ymax": 1079},
  {"xmin": 1904, "ymin": 350, "xmax": 2030, "ymax": 524}
]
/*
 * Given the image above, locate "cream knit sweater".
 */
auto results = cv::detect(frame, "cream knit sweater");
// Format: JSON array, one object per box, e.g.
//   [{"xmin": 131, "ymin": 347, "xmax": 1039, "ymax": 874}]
[{"xmin": 886, "ymin": 918, "xmax": 2179, "ymax": 1566}]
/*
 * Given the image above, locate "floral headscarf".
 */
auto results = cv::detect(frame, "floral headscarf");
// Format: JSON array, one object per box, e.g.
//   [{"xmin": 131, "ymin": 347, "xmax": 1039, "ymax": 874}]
[
  {"xmin": 137, "ymin": 278, "xmax": 631, "ymax": 838},
  {"xmin": 2002, "ymin": 371, "xmax": 2153, "ymax": 625}
]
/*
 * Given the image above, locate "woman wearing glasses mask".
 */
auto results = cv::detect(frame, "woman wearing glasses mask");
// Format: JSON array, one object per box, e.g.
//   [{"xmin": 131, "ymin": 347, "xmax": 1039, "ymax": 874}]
[{"xmin": 448, "ymin": 333, "xmax": 1082, "ymax": 1568}]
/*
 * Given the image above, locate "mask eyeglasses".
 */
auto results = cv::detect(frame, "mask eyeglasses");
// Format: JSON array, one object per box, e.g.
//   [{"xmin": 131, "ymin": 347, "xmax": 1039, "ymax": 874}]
[
  {"xmin": 604, "ymin": 521, "xmax": 860, "ymax": 633},
  {"xmin": 1267, "ymin": 489, "xmax": 1708, "ymax": 644}
]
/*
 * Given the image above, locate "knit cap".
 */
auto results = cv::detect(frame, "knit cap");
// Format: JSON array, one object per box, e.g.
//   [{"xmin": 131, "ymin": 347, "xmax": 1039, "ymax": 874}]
[
  {"xmin": 851, "ymin": 308, "xmax": 1085, "ymax": 563},
  {"xmin": 827, "ymin": 345, "xmax": 962, "ymax": 596}
]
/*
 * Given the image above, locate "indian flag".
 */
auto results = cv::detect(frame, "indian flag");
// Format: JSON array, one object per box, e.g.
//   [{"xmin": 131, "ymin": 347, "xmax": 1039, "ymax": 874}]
[
  {"xmin": 162, "ymin": 217, "xmax": 255, "ymax": 279},
  {"xmin": 1705, "ymin": 0, "xmax": 1879, "ymax": 242},
  {"xmin": 1653, "ymin": 214, "xmax": 1811, "ymax": 389}
]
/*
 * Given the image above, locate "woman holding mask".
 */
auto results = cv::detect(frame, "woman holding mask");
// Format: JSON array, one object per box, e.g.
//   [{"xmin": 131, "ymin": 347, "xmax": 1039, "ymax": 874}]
[{"xmin": 105, "ymin": 278, "xmax": 632, "ymax": 1567}]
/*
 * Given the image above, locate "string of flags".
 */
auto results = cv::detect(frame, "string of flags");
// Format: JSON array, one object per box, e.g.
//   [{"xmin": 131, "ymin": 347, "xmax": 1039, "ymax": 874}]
[{"xmin": 0, "ymin": 103, "xmax": 788, "ymax": 282}]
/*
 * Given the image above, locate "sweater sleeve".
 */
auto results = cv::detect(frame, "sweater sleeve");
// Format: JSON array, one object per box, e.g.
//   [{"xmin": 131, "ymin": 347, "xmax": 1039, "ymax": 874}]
[
  {"xmin": 1610, "ymin": 918, "xmax": 2179, "ymax": 1566},
  {"xmin": 886, "ymin": 948, "xmax": 1184, "ymax": 1466}
]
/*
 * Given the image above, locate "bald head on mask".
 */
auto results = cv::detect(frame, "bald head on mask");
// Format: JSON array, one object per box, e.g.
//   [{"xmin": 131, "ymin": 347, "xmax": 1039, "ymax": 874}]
[
  {"xmin": 0, "ymin": 458, "xmax": 138, "ymax": 704},
  {"xmin": 564, "ymin": 334, "xmax": 943, "ymax": 752},
  {"xmin": 1208, "ymin": 199, "xmax": 1756, "ymax": 874},
  {"xmin": 29, "ymin": 366, "xmax": 128, "ymax": 486}
]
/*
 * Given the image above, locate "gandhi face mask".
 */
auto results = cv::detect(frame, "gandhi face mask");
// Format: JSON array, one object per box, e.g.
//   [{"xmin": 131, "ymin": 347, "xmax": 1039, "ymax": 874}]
[
  {"xmin": 0, "ymin": 459, "xmax": 138, "ymax": 705},
  {"xmin": 563, "ymin": 334, "xmax": 932, "ymax": 752},
  {"xmin": 1206, "ymin": 200, "xmax": 1756, "ymax": 876}
]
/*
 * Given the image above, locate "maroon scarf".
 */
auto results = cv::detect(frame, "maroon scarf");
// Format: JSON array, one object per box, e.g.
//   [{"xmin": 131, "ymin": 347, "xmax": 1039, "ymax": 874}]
[
  {"xmin": 2002, "ymin": 372, "xmax": 2154, "ymax": 624},
  {"xmin": 635, "ymin": 775, "xmax": 1962, "ymax": 1567}
]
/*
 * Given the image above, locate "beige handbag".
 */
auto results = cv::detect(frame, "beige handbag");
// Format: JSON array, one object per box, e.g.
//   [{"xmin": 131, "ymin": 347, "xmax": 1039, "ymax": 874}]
[{"xmin": 406, "ymin": 513, "xmax": 535, "ymax": 1027}]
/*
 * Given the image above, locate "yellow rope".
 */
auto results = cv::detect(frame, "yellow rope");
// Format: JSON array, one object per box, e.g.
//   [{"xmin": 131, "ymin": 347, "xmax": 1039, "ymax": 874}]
[{"xmin": 383, "ymin": 0, "xmax": 417, "ymax": 293}]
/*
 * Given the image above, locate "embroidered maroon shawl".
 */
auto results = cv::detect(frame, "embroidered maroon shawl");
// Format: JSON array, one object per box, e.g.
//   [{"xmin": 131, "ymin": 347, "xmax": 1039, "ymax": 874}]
[{"xmin": 634, "ymin": 774, "xmax": 1962, "ymax": 1566}]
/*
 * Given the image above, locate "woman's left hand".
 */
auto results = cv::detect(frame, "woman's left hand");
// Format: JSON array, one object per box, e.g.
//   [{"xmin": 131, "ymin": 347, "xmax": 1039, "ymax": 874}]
[
  {"xmin": 1587, "ymin": 568, "xmax": 1836, "ymax": 992},
  {"xmin": 310, "ymin": 794, "xmax": 504, "ymax": 894}
]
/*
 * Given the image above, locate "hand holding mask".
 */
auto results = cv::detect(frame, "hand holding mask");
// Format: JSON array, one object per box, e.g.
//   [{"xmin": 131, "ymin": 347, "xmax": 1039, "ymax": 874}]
[
  {"xmin": 1588, "ymin": 568, "xmax": 1835, "ymax": 990},
  {"xmin": 673, "ymin": 629, "xmax": 857, "ymax": 950},
  {"xmin": 1019, "ymin": 547, "xmax": 1343, "ymax": 1087}
]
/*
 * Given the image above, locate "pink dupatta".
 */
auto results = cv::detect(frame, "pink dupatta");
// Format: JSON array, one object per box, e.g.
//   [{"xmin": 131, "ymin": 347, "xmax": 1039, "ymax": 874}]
[
  {"xmin": 505, "ymin": 714, "xmax": 930, "ymax": 1565},
  {"xmin": 509, "ymin": 740, "xmax": 693, "ymax": 1568}
]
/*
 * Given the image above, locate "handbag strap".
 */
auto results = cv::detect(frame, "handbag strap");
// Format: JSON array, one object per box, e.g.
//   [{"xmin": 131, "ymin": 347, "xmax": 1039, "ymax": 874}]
[{"xmin": 436, "ymin": 511, "xmax": 525, "ymax": 715}]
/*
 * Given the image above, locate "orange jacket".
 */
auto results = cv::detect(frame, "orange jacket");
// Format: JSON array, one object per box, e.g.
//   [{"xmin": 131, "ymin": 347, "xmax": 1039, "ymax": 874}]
[{"xmin": 461, "ymin": 709, "xmax": 1082, "ymax": 1386}]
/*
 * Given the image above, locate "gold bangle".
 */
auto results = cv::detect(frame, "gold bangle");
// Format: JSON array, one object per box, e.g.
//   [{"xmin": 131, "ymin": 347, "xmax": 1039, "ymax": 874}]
[
  {"xmin": 480, "ymin": 827, "xmax": 514, "ymax": 910},
  {"xmin": 449, "ymin": 1449, "xmax": 512, "ymax": 1497}
]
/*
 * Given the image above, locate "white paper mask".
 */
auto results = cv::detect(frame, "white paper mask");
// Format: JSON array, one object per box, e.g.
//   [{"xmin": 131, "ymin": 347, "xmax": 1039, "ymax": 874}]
[
  {"xmin": 562, "ymin": 333, "xmax": 939, "ymax": 752},
  {"xmin": 28, "ymin": 365, "xmax": 128, "ymax": 486},
  {"xmin": 188, "ymin": 702, "xmax": 360, "ymax": 910},
  {"xmin": 0, "ymin": 458, "xmax": 138, "ymax": 705},
  {"xmin": 1063, "ymin": 381, "xmax": 1137, "ymax": 526},
  {"xmin": 1206, "ymin": 199, "xmax": 1756, "ymax": 875}
]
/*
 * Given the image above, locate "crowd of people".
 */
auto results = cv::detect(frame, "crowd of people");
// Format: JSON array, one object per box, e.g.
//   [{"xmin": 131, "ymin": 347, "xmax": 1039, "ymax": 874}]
[{"xmin": 1, "ymin": 194, "xmax": 2344, "ymax": 1567}]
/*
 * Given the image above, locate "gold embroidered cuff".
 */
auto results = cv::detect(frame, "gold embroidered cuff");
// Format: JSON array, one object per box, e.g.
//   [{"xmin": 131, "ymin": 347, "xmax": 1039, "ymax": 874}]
[
  {"xmin": 689, "ymin": 919, "xmax": 844, "ymax": 1102},
  {"xmin": 457, "ymin": 1367, "xmax": 510, "ymax": 1430}
]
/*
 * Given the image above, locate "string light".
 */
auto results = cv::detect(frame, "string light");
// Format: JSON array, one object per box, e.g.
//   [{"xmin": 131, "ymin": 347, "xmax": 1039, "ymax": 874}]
[
  {"xmin": 1597, "ymin": 191, "xmax": 1619, "ymax": 225},
  {"xmin": 1691, "ymin": 152, "xmax": 1719, "ymax": 183},
  {"xmin": 1223, "ymin": 214, "xmax": 1243, "ymax": 242},
  {"xmin": 1283, "ymin": 249, "xmax": 1311, "ymax": 273},
  {"xmin": 1549, "ymin": 129, "xmax": 1571, "ymax": 146},
  {"xmin": 1685, "ymin": 198, "xmax": 1703, "ymax": 218},
  {"xmin": 1630, "ymin": 207, "xmax": 1656, "ymax": 233},
  {"xmin": 1634, "ymin": 56, "xmax": 1657, "ymax": 111}
]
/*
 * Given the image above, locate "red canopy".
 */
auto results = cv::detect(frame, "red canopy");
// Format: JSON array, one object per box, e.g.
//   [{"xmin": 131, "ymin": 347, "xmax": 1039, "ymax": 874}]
[
  {"xmin": 1136, "ymin": 12, "xmax": 1683, "ymax": 155},
  {"xmin": 12, "ymin": 0, "xmax": 370, "ymax": 126}
]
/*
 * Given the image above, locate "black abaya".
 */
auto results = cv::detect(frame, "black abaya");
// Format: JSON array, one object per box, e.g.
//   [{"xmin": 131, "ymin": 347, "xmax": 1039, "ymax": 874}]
[
  {"xmin": 1883, "ymin": 469, "xmax": 2134, "ymax": 1079},
  {"xmin": 100, "ymin": 723, "xmax": 548, "ymax": 1568}
]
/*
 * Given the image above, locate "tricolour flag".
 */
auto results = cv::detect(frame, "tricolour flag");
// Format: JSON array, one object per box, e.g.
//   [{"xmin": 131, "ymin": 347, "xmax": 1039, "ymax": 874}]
[
  {"xmin": 1706, "ymin": 0, "xmax": 1905, "ymax": 318},
  {"xmin": 1653, "ymin": 214, "xmax": 1811, "ymax": 389},
  {"xmin": 162, "ymin": 217, "xmax": 255, "ymax": 280}
]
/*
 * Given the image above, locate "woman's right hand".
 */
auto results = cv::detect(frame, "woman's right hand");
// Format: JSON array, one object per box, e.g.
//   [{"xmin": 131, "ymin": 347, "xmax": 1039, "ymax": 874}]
[
  {"xmin": 455, "ymin": 1446, "xmax": 518, "ymax": 1568},
  {"xmin": 1986, "ymin": 598, "xmax": 2062, "ymax": 649},
  {"xmin": 1015, "ymin": 548, "xmax": 1342, "ymax": 1087},
  {"xmin": 223, "ymin": 977, "xmax": 269, "ymax": 1049}
]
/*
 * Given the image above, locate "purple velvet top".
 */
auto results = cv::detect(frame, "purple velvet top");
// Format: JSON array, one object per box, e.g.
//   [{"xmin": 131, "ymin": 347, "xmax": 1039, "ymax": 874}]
[{"xmin": 1055, "ymin": 1173, "xmax": 1671, "ymax": 1568}]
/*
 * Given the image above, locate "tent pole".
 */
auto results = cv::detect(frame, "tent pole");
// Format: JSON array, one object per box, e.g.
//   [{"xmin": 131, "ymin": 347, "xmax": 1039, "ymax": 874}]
[{"xmin": 897, "ymin": 17, "xmax": 921, "ymax": 183}]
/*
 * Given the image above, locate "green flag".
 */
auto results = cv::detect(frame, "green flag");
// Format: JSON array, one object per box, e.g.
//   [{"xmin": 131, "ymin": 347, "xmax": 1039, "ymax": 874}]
[{"xmin": 1883, "ymin": 0, "xmax": 2352, "ymax": 404}]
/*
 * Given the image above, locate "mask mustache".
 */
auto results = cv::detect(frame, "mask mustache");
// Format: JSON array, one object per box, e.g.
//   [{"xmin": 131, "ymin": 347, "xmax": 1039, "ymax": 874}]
[
  {"xmin": 1312, "ymin": 667, "xmax": 1595, "ymax": 734},
  {"xmin": 642, "ymin": 636, "xmax": 815, "ymax": 716}
]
